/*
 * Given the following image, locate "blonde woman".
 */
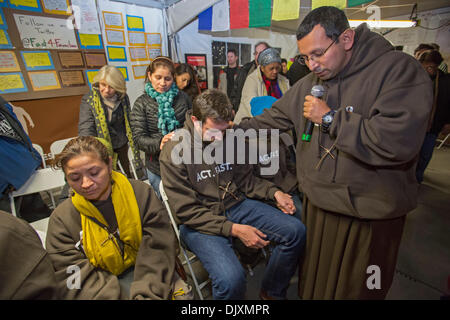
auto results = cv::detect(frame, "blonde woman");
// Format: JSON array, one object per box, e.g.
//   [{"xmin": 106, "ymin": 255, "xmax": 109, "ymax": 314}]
[
  {"xmin": 45, "ymin": 136, "xmax": 185, "ymax": 299},
  {"xmin": 78, "ymin": 65, "xmax": 142, "ymax": 178}
]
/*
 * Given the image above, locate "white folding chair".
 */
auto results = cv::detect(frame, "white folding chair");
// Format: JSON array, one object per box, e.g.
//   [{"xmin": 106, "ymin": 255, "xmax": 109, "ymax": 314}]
[
  {"xmin": 9, "ymin": 168, "xmax": 66, "ymax": 217},
  {"xmin": 50, "ymin": 137, "xmax": 76, "ymax": 158},
  {"xmin": 437, "ymin": 133, "xmax": 449, "ymax": 149},
  {"xmin": 159, "ymin": 181, "xmax": 210, "ymax": 300},
  {"xmin": 32, "ymin": 143, "xmax": 46, "ymax": 168}
]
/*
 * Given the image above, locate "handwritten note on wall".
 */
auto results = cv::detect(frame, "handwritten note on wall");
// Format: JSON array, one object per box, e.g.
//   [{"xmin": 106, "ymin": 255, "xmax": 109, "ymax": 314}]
[{"xmin": 14, "ymin": 13, "xmax": 78, "ymax": 49}]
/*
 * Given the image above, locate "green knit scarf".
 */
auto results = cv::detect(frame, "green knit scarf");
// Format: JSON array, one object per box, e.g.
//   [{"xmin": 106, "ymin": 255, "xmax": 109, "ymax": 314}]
[{"xmin": 145, "ymin": 82, "xmax": 180, "ymax": 135}]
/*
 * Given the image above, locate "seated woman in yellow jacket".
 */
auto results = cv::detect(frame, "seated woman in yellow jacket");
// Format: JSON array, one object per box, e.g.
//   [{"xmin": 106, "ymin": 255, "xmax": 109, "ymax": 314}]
[{"xmin": 45, "ymin": 136, "xmax": 184, "ymax": 299}]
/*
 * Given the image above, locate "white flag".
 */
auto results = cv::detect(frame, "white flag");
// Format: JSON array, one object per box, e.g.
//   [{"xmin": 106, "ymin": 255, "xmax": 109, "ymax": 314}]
[{"xmin": 212, "ymin": 0, "xmax": 230, "ymax": 32}]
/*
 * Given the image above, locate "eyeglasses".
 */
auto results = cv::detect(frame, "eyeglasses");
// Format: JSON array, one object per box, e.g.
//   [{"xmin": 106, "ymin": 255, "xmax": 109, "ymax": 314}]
[{"xmin": 298, "ymin": 30, "xmax": 345, "ymax": 65}]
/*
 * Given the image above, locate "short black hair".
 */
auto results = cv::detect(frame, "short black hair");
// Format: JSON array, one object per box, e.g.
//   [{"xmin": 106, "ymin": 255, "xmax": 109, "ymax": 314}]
[
  {"xmin": 414, "ymin": 43, "xmax": 434, "ymax": 55},
  {"xmin": 193, "ymin": 89, "xmax": 234, "ymax": 123},
  {"xmin": 227, "ymin": 48, "xmax": 237, "ymax": 56},
  {"xmin": 418, "ymin": 50, "xmax": 443, "ymax": 66},
  {"xmin": 296, "ymin": 6, "xmax": 349, "ymax": 41}
]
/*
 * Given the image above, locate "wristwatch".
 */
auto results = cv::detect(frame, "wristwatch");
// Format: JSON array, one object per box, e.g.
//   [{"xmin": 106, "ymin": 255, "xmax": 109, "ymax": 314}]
[{"xmin": 321, "ymin": 109, "xmax": 336, "ymax": 132}]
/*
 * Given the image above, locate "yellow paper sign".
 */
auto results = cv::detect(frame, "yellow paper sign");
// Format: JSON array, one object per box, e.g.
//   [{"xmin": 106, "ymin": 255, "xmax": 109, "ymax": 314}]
[
  {"xmin": 272, "ymin": 0, "xmax": 300, "ymax": 21},
  {"xmin": 9, "ymin": 0, "xmax": 39, "ymax": 8},
  {"xmin": 127, "ymin": 16, "xmax": 144, "ymax": 30},
  {"xmin": 0, "ymin": 73, "xmax": 26, "ymax": 92},
  {"xmin": 107, "ymin": 47, "xmax": 126, "ymax": 60},
  {"xmin": 0, "ymin": 12, "xmax": 4, "ymax": 26},
  {"xmin": 79, "ymin": 34, "xmax": 101, "ymax": 47},
  {"xmin": 311, "ymin": 0, "xmax": 346, "ymax": 10},
  {"xmin": 117, "ymin": 67, "xmax": 128, "ymax": 80},
  {"xmin": 86, "ymin": 70, "xmax": 99, "ymax": 85},
  {"xmin": 22, "ymin": 52, "xmax": 52, "ymax": 68},
  {"xmin": 0, "ymin": 29, "xmax": 9, "ymax": 45}
]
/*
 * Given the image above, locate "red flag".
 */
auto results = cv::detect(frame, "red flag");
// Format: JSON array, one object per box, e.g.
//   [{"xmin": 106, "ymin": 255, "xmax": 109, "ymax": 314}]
[{"xmin": 230, "ymin": 0, "xmax": 249, "ymax": 29}]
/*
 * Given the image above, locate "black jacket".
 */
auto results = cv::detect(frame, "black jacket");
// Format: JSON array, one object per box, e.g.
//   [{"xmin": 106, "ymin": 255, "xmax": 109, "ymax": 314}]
[
  {"xmin": 429, "ymin": 70, "xmax": 450, "ymax": 135},
  {"xmin": 129, "ymin": 91, "xmax": 191, "ymax": 175}
]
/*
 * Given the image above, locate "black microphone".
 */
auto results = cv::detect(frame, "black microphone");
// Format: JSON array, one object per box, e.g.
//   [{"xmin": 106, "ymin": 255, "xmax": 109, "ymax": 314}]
[{"xmin": 302, "ymin": 85, "xmax": 325, "ymax": 142}]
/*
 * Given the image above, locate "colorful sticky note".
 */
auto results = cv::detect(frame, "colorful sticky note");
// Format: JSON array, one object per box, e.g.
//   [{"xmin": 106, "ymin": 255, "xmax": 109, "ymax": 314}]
[
  {"xmin": 272, "ymin": 0, "xmax": 299, "ymax": 21},
  {"xmin": 249, "ymin": 0, "xmax": 271, "ymax": 28},
  {"xmin": 78, "ymin": 33, "xmax": 103, "ymax": 50},
  {"xmin": 28, "ymin": 70, "xmax": 61, "ymax": 91},
  {"xmin": 117, "ymin": 66, "xmax": 129, "ymax": 81},
  {"xmin": 126, "ymin": 15, "xmax": 144, "ymax": 32},
  {"xmin": 0, "ymin": 8, "xmax": 7, "ymax": 29},
  {"xmin": 7, "ymin": 0, "xmax": 42, "ymax": 12},
  {"xmin": 0, "ymin": 72, "xmax": 28, "ymax": 93},
  {"xmin": 21, "ymin": 51, "xmax": 54, "ymax": 71},
  {"xmin": 0, "ymin": 29, "xmax": 12, "ymax": 48},
  {"xmin": 0, "ymin": 51, "xmax": 21, "ymax": 72},
  {"xmin": 85, "ymin": 69, "xmax": 99, "ymax": 88},
  {"xmin": 106, "ymin": 46, "xmax": 127, "ymax": 62}
]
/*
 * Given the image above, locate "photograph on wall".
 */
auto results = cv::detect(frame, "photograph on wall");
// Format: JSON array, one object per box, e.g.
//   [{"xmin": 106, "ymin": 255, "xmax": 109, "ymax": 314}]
[{"xmin": 185, "ymin": 54, "xmax": 207, "ymax": 90}]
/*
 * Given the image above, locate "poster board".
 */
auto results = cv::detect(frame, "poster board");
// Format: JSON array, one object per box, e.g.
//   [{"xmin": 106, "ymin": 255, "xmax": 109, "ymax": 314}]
[{"xmin": 0, "ymin": 7, "xmax": 105, "ymax": 101}]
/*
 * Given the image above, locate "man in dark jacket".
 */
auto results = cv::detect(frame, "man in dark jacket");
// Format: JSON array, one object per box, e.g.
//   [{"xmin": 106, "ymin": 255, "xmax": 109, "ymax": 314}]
[
  {"xmin": 415, "ymin": 49, "xmax": 450, "ymax": 183},
  {"xmin": 238, "ymin": 6, "xmax": 432, "ymax": 299},
  {"xmin": 160, "ymin": 89, "xmax": 305, "ymax": 300},
  {"xmin": 232, "ymin": 42, "xmax": 270, "ymax": 113},
  {"xmin": 0, "ymin": 210, "xmax": 57, "ymax": 299}
]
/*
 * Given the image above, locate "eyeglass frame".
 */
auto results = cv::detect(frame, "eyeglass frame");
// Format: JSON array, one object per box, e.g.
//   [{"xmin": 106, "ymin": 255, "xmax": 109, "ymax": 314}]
[{"xmin": 298, "ymin": 30, "xmax": 346, "ymax": 65}]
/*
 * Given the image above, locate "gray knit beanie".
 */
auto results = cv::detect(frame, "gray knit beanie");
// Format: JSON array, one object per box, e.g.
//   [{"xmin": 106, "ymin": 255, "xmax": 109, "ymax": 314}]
[{"xmin": 257, "ymin": 48, "xmax": 281, "ymax": 66}]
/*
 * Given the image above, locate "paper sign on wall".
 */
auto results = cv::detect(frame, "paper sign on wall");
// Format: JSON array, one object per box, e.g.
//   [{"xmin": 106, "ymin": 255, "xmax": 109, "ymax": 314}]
[
  {"xmin": 8, "ymin": 0, "xmax": 42, "ymax": 12},
  {"xmin": 0, "ymin": 29, "xmax": 12, "ymax": 48},
  {"xmin": 126, "ymin": 15, "xmax": 144, "ymax": 32},
  {"xmin": 0, "ymin": 72, "xmax": 28, "ymax": 93},
  {"xmin": 78, "ymin": 33, "xmax": 103, "ymax": 50},
  {"xmin": 21, "ymin": 51, "xmax": 55, "ymax": 71},
  {"xmin": 103, "ymin": 11, "xmax": 123, "ymax": 29},
  {"xmin": 41, "ymin": 0, "xmax": 70, "ymax": 15},
  {"xmin": 106, "ymin": 29, "xmax": 125, "ymax": 45},
  {"xmin": 14, "ymin": 14, "xmax": 78, "ymax": 49},
  {"xmin": 107, "ymin": 46, "xmax": 127, "ymax": 62},
  {"xmin": 28, "ymin": 70, "xmax": 61, "ymax": 91},
  {"xmin": 71, "ymin": 0, "xmax": 101, "ymax": 34},
  {"xmin": 0, "ymin": 51, "xmax": 20, "ymax": 72}
]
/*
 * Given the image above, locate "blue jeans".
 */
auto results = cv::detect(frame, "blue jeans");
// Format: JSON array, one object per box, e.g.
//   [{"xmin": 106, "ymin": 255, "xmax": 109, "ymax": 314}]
[
  {"xmin": 146, "ymin": 169, "xmax": 161, "ymax": 198},
  {"xmin": 416, "ymin": 133, "xmax": 437, "ymax": 183},
  {"xmin": 180, "ymin": 198, "xmax": 306, "ymax": 300}
]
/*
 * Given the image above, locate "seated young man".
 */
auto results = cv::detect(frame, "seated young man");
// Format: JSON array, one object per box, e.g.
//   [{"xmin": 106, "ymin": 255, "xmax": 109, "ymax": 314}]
[{"xmin": 160, "ymin": 89, "xmax": 306, "ymax": 300}]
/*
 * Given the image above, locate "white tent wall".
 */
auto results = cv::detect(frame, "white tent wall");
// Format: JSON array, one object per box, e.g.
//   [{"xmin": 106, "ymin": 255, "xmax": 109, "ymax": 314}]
[
  {"xmin": 176, "ymin": 18, "xmax": 298, "ymax": 90},
  {"xmin": 381, "ymin": 7, "xmax": 450, "ymax": 62},
  {"xmin": 98, "ymin": 0, "xmax": 168, "ymax": 105}
]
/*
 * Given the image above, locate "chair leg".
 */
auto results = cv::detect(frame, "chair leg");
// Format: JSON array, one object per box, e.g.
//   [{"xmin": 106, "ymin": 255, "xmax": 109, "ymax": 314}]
[
  {"xmin": 181, "ymin": 248, "xmax": 204, "ymax": 300},
  {"xmin": 437, "ymin": 133, "xmax": 449, "ymax": 149},
  {"xmin": 9, "ymin": 195, "xmax": 17, "ymax": 217}
]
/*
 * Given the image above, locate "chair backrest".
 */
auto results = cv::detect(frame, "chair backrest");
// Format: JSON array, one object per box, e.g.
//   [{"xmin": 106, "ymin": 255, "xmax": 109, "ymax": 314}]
[
  {"xmin": 10, "ymin": 168, "xmax": 66, "ymax": 198},
  {"xmin": 50, "ymin": 137, "xmax": 76, "ymax": 158},
  {"xmin": 32, "ymin": 143, "xmax": 46, "ymax": 168}
]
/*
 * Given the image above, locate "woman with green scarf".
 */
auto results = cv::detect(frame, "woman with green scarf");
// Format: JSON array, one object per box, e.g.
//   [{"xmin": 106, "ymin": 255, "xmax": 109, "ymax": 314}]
[{"xmin": 130, "ymin": 57, "xmax": 192, "ymax": 197}]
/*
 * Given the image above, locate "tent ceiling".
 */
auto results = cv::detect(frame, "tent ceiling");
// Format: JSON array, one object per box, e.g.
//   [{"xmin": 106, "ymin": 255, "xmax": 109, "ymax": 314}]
[
  {"xmin": 271, "ymin": 0, "xmax": 450, "ymax": 34},
  {"xmin": 114, "ymin": 0, "xmax": 450, "ymax": 35}
]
